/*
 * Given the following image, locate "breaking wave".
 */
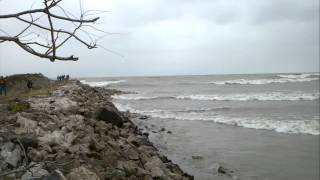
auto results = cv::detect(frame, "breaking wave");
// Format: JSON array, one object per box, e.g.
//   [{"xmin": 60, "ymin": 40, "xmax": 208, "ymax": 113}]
[
  {"xmin": 112, "ymin": 92, "xmax": 319, "ymax": 101},
  {"xmin": 210, "ymin": 73, "xmax": 319, "ymax": 85},
  {"xmin": 80, "ymin": 80, "xmax": 126, "ymax": 87},
  {"xmin": 176, "ymin": 92, "xmax": 319, "ymax": 101},
  {"xmin": 113, "ymin": 103, "xmax": 320, "ymax": 135}
]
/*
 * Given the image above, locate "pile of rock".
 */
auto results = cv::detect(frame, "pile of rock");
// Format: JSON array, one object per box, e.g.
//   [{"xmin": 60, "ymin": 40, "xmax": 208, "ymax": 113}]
[{"xmin": 0, "ymin": 80, "xmax": 193, "ymax": 180}]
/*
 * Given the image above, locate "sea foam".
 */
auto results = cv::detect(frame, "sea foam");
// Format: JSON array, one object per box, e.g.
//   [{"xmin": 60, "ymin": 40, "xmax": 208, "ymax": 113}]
[
  {"xmin": 210, "ymin": 73, "xmax": 319, "ymax": 85},
  {"xmin": 80, "ymin": 80, "xmax": 126, "ymax": 87},
  {"xmin": 113, "ymin": 103, "xmax": 320, "ymax": 135},
  {"xmin": 112, "ymin": 92, "xmax": 319, "ymax": 101}
]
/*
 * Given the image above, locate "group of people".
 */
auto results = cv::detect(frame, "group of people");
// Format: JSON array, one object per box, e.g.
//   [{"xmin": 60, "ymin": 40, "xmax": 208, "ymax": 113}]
[
  {"xmin": 0, "ymin": 76, "xmax": 7, "ymax": 96},
  {"xmin": 57, "ymin": 74, "xmax": 70, "ymax": 81}
]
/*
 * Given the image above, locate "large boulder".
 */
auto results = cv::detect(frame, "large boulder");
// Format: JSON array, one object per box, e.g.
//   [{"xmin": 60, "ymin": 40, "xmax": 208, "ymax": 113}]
[{"xmin": 95, "ymin": 107, "xmax": 124, "ymax": 127}]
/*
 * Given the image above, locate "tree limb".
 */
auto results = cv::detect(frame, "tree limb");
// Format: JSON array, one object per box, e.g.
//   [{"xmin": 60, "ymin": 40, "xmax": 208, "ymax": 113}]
[{"xmin": 0, "ymin": 0, "xmax": 103, "ymax": 62}]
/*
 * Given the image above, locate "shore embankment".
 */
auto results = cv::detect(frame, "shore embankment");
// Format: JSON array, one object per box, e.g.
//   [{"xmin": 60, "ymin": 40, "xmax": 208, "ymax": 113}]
[{"xmin": 0, "ymin": 74, "xmax": 193, "ymax": 180}]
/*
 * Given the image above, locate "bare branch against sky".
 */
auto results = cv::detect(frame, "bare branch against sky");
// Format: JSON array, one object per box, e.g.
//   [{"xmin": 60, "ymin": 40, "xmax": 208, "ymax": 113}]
[{"xmin": 0, "ymin": 0, "xmax": 102, "ymax": 62}]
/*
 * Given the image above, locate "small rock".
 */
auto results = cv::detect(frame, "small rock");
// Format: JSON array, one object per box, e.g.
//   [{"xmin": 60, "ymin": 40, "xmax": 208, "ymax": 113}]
[
  {"xmin": 167, "ymin": 131, "xmax": 172, "ymax": 134},
  {"xmin": 21, "ymin": 164, "xmax": 49, "ymax": 180},
  {"xmin": 139, "ymin": 115, "xmax": 148, "ymax": 120},
  {"xmin": 27, "ymin": 147, "xmax": 46, "ymax": 162},
  {"xmin": 0, "ymin": 142, "xmax": 21, "ymax": 167},
  {"xmin": 192, "ymin": 155, "xmax": 203, "ymax": 160},
  {"xmin": 104, "ymin": 168, "xmax": 126, "ymax": 179},
  {"xmin": 144, "ymin": 156, "xmax": 165, "ymax": 178},
  {"xmin": 43, "ymin": 169, "xmax": 67, "ymax": 180},
  {"xmin": 67, "ymin": 166, "xmax": 100, "ymax": 180},
  {"xmin": 121, "ymin": 160, "xmax": 138, "ymax": 175}
]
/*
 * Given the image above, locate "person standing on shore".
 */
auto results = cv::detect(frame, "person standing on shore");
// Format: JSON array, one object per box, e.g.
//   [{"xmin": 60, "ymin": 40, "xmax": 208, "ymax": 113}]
[
  {"xmin": 27, "ymin": 79, "xmax": 33, "ymax": 91},
  {"xmin": 0, "ymin": 76, "xmax": 7, "ymax": 96}
]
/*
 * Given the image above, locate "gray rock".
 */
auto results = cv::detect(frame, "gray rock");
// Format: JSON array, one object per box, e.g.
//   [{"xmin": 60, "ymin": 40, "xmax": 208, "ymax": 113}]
[
  {"xmin": 211, "ymin": 163, "xmax": 238, "ymax": 179},
  {"xmin": 21, "ymin": 164, "xmax": 49, "ymax": 180},
  {"xmin": 127, "ymin": 147, "xmax": 140, "ymax": 160},
  {"xmin": 0, "ymin": 142, "xmax": 21, "ymax": 167},
  {"xmin": 27, "ymin": 147, "xmax": 46, "ymax": 162},
  {"xmin": 95, "ymin": 107, "xmax": 124, "ymax": 127},
  {"xmin": 104, "ymin": 168, "xmax": 126, "ymax": 180},
  {"xmin": 43, "ymin": 170, "xmax": 67, "ymax": 180},
  {"xmin": 191, "ymin": 155, "xmax": 203, "ymax": 160},
  {"xmin": 121, "ymin": 160, "xmax": 138, "ymax": 176},
  {"xmin": 67, "ymin": 166, "xmax": 100, "ymax": 180},
  {"xmin": 144, "ymin": 156, "xmax": 165, "ymax": 178}
]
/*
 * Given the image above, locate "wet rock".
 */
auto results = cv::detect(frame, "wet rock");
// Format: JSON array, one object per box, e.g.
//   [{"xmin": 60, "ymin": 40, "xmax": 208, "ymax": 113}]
[
  {"xmin": 95, "ymin": 107, "xmax": 124, "ymax": 127},
  {"xmin": 142, "ymin": 132, "xmax": 149, "ymax": 137},
  {"xmin": 139, "ymin": 115, "xmax": 148, "ymax": 120},
  {"xmin": 192, "ymin": 155, "xmax": 203, "ymax": 160},
  {"xmin": 67, "ymin": 166, "xmax": 100, "ymax": 180},
  {"xmin": 211, "ymin": 163, "xmax": 238, "ymax": 179}
]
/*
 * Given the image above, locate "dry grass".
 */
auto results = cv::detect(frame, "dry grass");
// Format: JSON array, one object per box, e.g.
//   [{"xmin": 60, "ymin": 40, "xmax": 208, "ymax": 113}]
[{"xmin": 0, "ymin": 81, "xmax": 71, "ymax": 104}]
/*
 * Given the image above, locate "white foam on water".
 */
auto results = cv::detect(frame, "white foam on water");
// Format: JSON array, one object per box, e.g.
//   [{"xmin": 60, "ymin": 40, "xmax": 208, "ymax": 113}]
[
  {"xmin": 112, "ymin": 94, "xmax": 162, "ymax": 100},
  {"xmin": 210, "ymin": 73, "xmax": 319, "ymax": 85},
  {"xmin": 112, "ymin": 92, "xmax": 319, "ymax": 101},
  {"xmin": 113, "ymin": 102, "xmax": 320, "ymax": 135},
  {"xmin": 80, "ymin": 80, "xmax": 126, "ymax": 87},
  {"xmin": 277, "ymin": 73, "xmax": 320, "ymax": 79},
  {"xmin": 176, "ymin": 92, "xmax": 319, "ymax": 101},
  {"xmin": 211, "ymin": 77, "xmax": 318, "ymax": 85}
]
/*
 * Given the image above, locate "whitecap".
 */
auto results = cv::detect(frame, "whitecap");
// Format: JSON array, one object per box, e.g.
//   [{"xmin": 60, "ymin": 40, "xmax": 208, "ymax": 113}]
[
  {"xmin": 113, "ymin": 103, "xmax": 320, "ymax": 135},
  {"xmin": 80, "ymin": 80, "xmax": 126, "ymax": 87},
  {"xmin": 210, "ymin": 73, "xmax": 319, "ymax": 85},
  {"xmin": 176, "ymin": 92, "xmax": 320, "ymax": 101},
  {"xmin": 211, "ymin": 77, "xmax": 318, "ymax": 85},
  {"xmin": 113, "ymin": 92, "xmax": 319, "ymax": 101}
]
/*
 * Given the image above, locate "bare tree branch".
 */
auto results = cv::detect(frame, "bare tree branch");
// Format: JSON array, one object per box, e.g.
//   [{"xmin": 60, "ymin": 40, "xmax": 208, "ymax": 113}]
[{"xmin": 0, "ymin": 0, "xmax": 104, "ymax": 62}]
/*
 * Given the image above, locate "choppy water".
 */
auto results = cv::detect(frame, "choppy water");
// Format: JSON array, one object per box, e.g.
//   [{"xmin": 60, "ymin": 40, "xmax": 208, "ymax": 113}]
[{"xmin": 81, "ymin": 73, "xmax": 320, "ymax": 135}]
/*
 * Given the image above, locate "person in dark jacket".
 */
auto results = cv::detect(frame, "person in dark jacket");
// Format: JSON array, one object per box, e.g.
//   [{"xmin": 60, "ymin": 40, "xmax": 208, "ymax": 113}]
[
  {"xmin": 27, "ymin": 79, "xmax": 33, "ymax": 90},
  {"xmin": 0, "ymin": 76, "xmax": 7, "ymax": 96}
]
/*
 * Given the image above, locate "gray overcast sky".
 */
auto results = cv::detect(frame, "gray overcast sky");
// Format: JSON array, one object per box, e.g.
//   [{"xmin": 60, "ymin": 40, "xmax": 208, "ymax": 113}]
[{"xmin": 0, "ymin": 0, "xmax": 319, "ymax": 77}]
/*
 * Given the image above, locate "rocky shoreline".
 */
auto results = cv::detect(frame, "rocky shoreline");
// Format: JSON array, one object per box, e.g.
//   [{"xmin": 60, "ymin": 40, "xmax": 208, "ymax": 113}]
[{"xmin": 0, "ymin": 74, "xmax": 193, "ymax": 180}]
